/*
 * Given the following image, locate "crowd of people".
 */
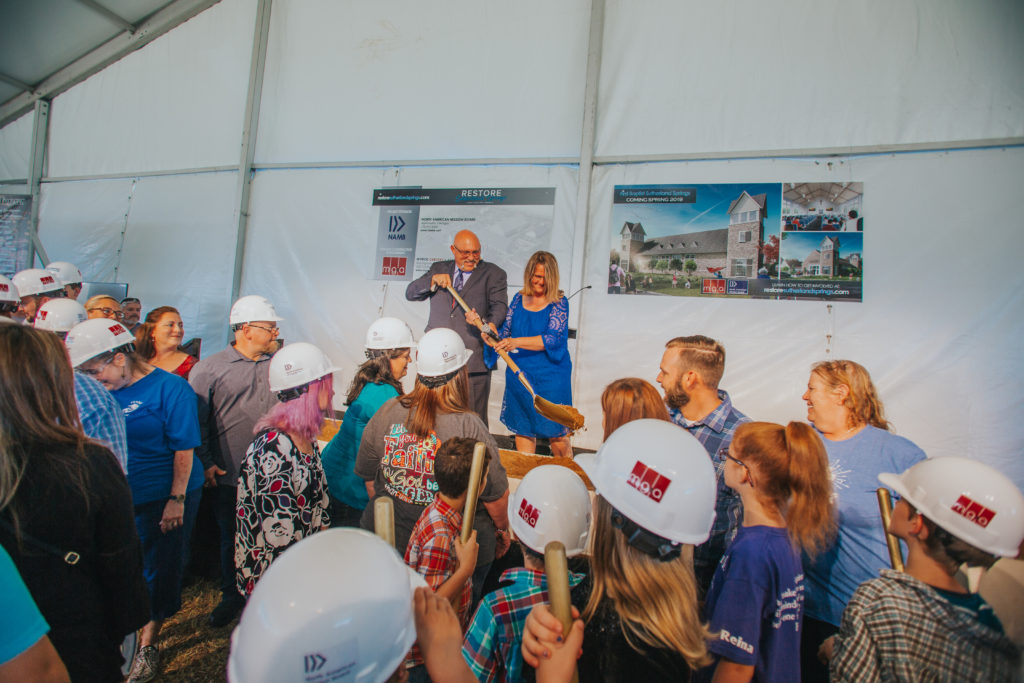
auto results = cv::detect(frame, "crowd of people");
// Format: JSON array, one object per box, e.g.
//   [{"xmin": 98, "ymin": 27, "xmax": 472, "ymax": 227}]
[{"xmin": 1, "ymin": 234, "xmax": 1022, "ymax": 683}]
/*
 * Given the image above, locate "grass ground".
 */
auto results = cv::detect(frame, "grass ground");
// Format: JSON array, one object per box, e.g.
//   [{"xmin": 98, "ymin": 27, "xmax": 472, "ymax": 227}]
[{"xmin": 156, "ymin": 578, "xmax": 232, "ymax": 682}]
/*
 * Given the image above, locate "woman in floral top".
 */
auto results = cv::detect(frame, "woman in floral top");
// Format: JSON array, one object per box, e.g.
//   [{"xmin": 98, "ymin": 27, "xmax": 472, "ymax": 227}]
[{"xmin": 235, "ymin": 342, "xmax": 339, "ymax": 596}]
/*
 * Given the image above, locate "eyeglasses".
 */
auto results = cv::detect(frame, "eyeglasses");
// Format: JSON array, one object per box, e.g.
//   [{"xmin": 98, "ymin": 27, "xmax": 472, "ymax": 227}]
[
  {"xmin": 89, "ymin": 307, "xmax": 123, "ymax": 319},
  {"xmin": 725, "ymin": 453, "xmax": 756, "ymax": 488},
  {"xmin": 78, "ymin": 356, "xmax": 114, "ymax": 377},
  {"xmin": 247, "ymin": 323, "xmax": 279, "ymax": 335},
  {"xmin": 451, "ymin": 246, "xmax": 481, "ymax": 258}
]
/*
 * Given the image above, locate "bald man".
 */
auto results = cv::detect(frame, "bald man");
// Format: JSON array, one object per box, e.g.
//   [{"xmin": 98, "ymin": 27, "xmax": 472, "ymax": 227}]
[{"xmin": 406, "ymin": 230, "xmax": 508, "ymax": 425}]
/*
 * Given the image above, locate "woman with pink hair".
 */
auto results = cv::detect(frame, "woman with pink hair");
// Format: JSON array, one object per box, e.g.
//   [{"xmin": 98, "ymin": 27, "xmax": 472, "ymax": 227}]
[{"xmin": 234, "ymin": 342, "xmax": 340, "ymax": 596}]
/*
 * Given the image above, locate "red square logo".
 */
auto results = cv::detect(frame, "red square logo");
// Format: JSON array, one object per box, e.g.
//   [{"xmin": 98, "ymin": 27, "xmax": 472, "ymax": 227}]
[
  {"xmin": 951, "ymin": 494, "xmax": 996, "ymax": 527},
  {"xmin": 382, "ymin": 257, "xmax": 407, "ymax": 276},
  {"xmin": 40, "ymin": 275, "xmax": 55, "ymax": 286},
  {"xmin": 627, "ymin": 461, "xmax": 672, "ymax": 502},
  {"xmin": 108, "ymin": 323, "xmax": 127, "ymax": 335},
  {"xmin": 518, "ymin": 498, "xmax": 540, "ymax": 527},
  {"xmin": 702, "ymin": 279, "xmax": 726, "ymax": 295}
]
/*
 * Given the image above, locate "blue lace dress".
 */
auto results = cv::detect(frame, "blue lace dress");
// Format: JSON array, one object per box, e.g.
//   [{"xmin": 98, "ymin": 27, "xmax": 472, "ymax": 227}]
[{"xmin": 488, "ymin": 292, "xmax": 572, "ymax": 439}]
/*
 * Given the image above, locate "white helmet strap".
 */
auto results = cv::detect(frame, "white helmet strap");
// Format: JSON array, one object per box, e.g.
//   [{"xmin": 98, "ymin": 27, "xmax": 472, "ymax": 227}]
[{"xmin": 611, "ymin": 506, "xmax": 682, "ymax": 561}]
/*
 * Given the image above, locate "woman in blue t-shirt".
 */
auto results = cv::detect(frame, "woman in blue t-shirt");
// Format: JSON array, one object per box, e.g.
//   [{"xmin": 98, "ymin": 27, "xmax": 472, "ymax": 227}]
[
  {"xmin": 321, "ymin": 317, "xmax": 414, "ymax": 528},
  {"xmin": 798, "ymin": 360, "xmax": 926, "ymax": 682},
  {"xmin": 68, "ymin": 317, "xmax": 202, "ymax": 682},
  {"xmin": 702, "ymin": 421, "xmax": 836, "ymax": 683}
]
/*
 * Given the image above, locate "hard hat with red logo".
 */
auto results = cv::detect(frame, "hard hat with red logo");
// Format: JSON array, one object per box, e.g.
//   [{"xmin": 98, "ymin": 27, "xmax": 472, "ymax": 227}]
[
  {"xmin": 12, "ymin": 268, "xmax": 65, "ymax": 298},
  {"xmin": 268, "ymin": 342, "xmax": 340, "ymax": 401},
  {"xmin": 879, "ymin": 457, "xmax": 1024, "ymax": 557},
  {"xmin": 34, "ymin": 299, "xmax": 88, "ymax": 335},
  {"xmin": 227, "ymin": 528, "xmax": 425, "ymax": 683},
  {"xmin": 509, "ymin": 465, "xmax": 591, "ymax": 556},
  {"xmin": 0, "ymin": 274, "xmax": 19, "ymax": 312},
  {"xmin": 45, "ymin": 261, "xmax": 83, "ymax": 286},
  {"xmin": 576, "ymin": 419, "xmax": 716, "ymax": 560},
  {"xmin": 64, "ymin": 318, "xmax": 136, "ymax": 367}
]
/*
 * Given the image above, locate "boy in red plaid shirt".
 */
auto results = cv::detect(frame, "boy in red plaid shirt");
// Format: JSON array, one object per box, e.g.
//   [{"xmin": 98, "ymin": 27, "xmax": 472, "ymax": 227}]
[{"xmin": 405, "ymin": 437, "xmax": 485, "ymax": 680}]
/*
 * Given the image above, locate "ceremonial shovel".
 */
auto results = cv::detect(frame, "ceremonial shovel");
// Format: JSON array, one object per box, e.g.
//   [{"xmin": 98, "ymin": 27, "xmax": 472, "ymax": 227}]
[{"xmin": 446, "ymin": 285, "xmax": 584, "ymax": 432}]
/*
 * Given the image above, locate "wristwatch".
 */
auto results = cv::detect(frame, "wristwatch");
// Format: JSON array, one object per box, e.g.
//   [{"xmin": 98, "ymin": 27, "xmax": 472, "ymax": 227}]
[{"xmin": 169, "ymin": 494, "xmax": 186, "ymax": 504}]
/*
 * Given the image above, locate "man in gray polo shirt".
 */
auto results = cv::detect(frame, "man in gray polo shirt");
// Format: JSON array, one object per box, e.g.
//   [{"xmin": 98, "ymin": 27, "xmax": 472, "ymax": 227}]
[{"xmin": 190, "ymin": 295, "xmax": 282, "ymax": 627}]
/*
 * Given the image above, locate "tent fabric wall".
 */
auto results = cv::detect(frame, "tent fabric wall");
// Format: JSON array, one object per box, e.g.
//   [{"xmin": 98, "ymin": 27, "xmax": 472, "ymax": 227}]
[
  {"xmin": 0, "ymin": 111, "xmax": 32, "ymax": 181},
  {"xmin": 1, "ymin": 0, "xmax": 1021, "ymax": 491},
  {"xmin": 39, "ymin": 171, "xmax": 239, "ymax": 350},
  {"xmin": 254, "ymin": 0, "xmax": 591, "ymax": 164},
  {"xmin": 597, "ymin": 0, "xmax": 1024, "ymax": 157},
  {"xmin": 46, "ymin": 0, "xmax": 255, "ymax": 178},
  {"xmin": 577, "ymin": 147, "xmax": 1024, "ymax": 485}
]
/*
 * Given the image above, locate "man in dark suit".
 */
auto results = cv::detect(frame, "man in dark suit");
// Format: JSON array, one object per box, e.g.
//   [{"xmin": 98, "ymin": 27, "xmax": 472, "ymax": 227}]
[{"xmin": 405, "ymin": 229, "xmax": 508, "ymax": 425}]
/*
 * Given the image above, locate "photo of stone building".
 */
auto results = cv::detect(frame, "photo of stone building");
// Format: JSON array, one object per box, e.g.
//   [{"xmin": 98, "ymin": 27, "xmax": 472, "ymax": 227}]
[{"xmin": 617, "ymin": 191, "xmax": 767, "ymax": 278}]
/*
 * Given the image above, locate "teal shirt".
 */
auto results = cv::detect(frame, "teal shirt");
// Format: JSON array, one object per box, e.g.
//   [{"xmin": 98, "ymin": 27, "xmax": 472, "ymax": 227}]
[
  {"xmin": 0, "ymin": 545, "xmax": 49, "ymax": 665},
  {"xmin": 321, "ymin": 382, "xmax": 400, "ymax": 509}
]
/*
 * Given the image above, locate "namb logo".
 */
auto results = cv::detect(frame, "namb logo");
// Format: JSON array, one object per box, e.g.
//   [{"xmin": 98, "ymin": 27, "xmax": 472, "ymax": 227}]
[
  {"xmin": 518, "ymin": 498, "xmax": 540, "ymax": 527},
  {"xmin": 627, "ymin": 460, "xmax": 671, "ymax": 502},
  {"xmin": 387, "ymin": 215, "xmax": 407, "ymax": 240},
  {"xmin": 382, "ymin": 257, "xmax": 407, "ymax": 276}
]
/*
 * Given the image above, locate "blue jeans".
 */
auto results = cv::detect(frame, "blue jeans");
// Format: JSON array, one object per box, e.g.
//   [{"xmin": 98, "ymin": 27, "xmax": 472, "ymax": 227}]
[{"xmin": 134, "ymin": 490, "xmax": 200, "ymax": 621}]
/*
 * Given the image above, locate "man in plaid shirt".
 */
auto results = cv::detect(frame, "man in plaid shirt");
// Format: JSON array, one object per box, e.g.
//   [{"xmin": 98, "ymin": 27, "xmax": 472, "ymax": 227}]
[
  {"xmin": 657, "ymin": 335, "xmax": 750, "ymax": 597},
  {"xmin": 405, "ymin": 437, "xmax": 485, "ymax": 676}
]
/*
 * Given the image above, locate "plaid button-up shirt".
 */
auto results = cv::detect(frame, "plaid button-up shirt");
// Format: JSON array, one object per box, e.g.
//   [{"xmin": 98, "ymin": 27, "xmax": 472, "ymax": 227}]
[
  {"xmin": 462, "ymin": 567, "xmax": 584, "ymax": 682},
  {"xmin": 74, "ymin": 372, "xmax": 128, "ymax": 472},
  {"xmin": 831, "ymin": 569, "xmax": 1019, "ymax": 682},
  {"xmin": 670, "ymin": 389, "xmax": 750, "ymax": 595},
  {"xmin": 405, "ymin": 496, "xmax": 472, "ymax": 667}
]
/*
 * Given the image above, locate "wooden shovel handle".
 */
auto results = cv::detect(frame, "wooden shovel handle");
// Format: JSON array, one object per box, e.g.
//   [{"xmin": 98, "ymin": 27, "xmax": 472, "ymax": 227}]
[
  {"xmin": 461, "ymin": 442, "xmax": 487, "ymax": 544},
  {"xmin": 446, "ymin": 285, "xmax": 535, "ymax": 396}
]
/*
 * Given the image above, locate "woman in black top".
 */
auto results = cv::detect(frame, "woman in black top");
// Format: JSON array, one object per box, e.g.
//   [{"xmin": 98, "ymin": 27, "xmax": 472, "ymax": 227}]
[{"xmin": 0, "ymin": 324, "xmax": 149, "ymax": 681}]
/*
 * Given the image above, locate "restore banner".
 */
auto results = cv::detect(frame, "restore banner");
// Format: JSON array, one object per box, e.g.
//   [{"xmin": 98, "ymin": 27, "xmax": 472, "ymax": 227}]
[
  {"xmin": 0, "ymin": 195, "xmax": 32, "ymax": 276},
  {"xmin": 372, "ymin": 187, "xmax": 556, "ymax": 280},
  {"xmin": 608, "ymin": 182, "xmax": 864, "ymax": 302}
]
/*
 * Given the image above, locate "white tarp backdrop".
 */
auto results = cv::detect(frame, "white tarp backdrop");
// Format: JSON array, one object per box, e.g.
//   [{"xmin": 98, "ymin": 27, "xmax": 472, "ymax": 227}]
[{"xmin": 2, "ymin": 0, "xmax": 1021, "ymax": 489}]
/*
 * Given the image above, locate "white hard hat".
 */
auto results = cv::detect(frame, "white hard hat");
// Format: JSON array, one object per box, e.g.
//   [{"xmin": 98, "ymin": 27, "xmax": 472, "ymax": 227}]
[
  {"xmin": 45, "ymin": 261, "xmax": 82, "ymax": 286},
  {"xmin": 228, "ymin": 528, "xmax": 423, "ymax": 683},
  {"xmin": 576, "ymin": 419, "xmax": 716, "ymax": 551},
  {"xmin": 416, "ymin": 328, "xmax": 472, "ymax": 378},
  {"xmin": 64, "ymin": 318, "xmax": 136, "ymax": 367},
  {"xmin": 365, "ymin": 317, "xmax": 417, "ymax": 351},
  {"xmin": 229, "ymin": 294, "xmax": 283, "ymax": 326},
  {"xmin": 13, "ymin": 268, "xmax": 65, "ymax": 297},
  {"xmin": 879, "ymin": 457, "xmax": 1024, "ymax": 557},
  {"xmin": 0, "ymin": 274, "xmax": 19, "ymax": 307},
  {"xmin": 509, "ymin": 465, "xmax": 591, "ymax": 556},
  {"xmin": 34, "ymin": 299, "xmax": 88, "ymax": 333},
  {"xmin": 269, "ymin": 342, "xmax": 340, "ymax": 399}
]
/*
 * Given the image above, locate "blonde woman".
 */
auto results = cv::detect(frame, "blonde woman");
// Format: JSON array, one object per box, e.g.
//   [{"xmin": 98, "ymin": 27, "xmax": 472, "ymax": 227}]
[
  {"xmin": 355, "ymin": 329, "xmax": 510, "ymax": 603},
  {"xmin": 799, "ymin": 360, "xmax": 925, "ymax": 682},
  {"xmin": 471, "ymin": 251, "xmax": 572, "ymax": 457},
  {"xmin": 522, "ymin": 419, "xmax": 716, "ymax": 681}
]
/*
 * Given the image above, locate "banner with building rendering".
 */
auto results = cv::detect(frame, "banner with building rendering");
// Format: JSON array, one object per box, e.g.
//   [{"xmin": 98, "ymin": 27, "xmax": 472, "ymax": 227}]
[{"xmin": 608, "ymin": 182, "xmax": 863, "ymax": 302}]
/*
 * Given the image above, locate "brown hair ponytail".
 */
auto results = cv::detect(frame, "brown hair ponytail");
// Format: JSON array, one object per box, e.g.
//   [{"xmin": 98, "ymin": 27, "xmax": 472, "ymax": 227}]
[{"xmin": 732, "ymin": 421, "xmax": 837, "ymax": 558}]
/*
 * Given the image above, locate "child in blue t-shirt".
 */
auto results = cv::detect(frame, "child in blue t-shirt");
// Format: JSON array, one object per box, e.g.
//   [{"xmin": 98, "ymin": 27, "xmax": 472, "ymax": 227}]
[{"xmin": 702, "ymin": 422, "xmax": 836, "ymax": 682}]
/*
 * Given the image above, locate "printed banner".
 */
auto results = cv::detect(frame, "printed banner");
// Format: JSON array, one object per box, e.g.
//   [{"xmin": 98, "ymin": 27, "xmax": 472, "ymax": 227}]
[
  {"xmin": 372, "ymin": 187, "xmax": 556, "ymax": 280},
  {"xmin": 608, "ymin": 182, "xmax": 863, "ymax": 302},
  {"xmin": 0, "ymin": 195, "xmax": 32, "ymax": 276}
]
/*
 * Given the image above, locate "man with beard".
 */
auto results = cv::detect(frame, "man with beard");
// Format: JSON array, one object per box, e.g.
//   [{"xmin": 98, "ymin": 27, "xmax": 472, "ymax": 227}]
[{"xmin": 656, "ymin": 335, "xmax": 750, "ymax": 598}]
